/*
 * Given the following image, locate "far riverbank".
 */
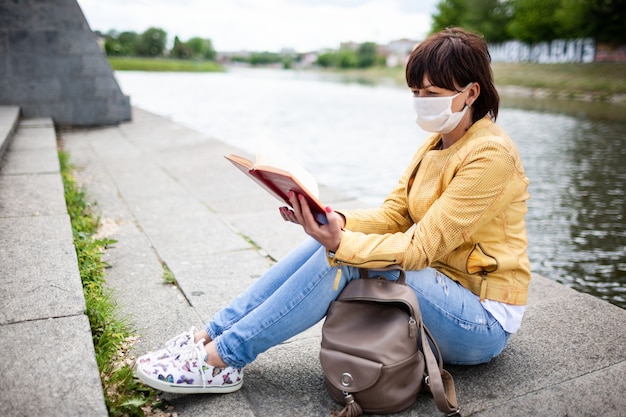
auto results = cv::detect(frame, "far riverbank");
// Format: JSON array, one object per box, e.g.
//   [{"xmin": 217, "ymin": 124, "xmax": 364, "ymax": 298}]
[{"xmin": 331, "ymin": 62, "xmax": 626, "ymax": 104}]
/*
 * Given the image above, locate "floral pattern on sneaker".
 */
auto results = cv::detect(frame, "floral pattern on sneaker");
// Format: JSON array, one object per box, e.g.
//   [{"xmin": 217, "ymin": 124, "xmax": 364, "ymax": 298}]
[
  {"xmin": 135, "ymin": 340, "xmax": 244, "ymax": 394},
  {"xmin": 137, "ymin": 326, "xmax": 200, "ymax": 364}
]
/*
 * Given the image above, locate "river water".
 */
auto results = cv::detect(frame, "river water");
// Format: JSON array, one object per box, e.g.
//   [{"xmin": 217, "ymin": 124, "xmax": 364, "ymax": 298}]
[{"xmin": 114, "ymin": 68, "xmax": 626, "ymax": 309}]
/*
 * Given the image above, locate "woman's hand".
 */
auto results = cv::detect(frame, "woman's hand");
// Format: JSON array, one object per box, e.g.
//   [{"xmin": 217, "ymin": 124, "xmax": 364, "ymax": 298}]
[{"xmin": 280, "ymin": 192, "xmax": 344, "ymax": 252}]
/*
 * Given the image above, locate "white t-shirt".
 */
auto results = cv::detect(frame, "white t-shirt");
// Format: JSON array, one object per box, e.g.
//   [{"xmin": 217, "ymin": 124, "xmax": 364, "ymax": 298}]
[{"xmin": 481, "ymin": 298, "xmax": 526, "ymax": 334}]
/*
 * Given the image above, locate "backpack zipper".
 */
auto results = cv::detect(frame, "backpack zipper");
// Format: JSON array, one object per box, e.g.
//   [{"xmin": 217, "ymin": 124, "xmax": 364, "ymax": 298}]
[{"xmin": 409, "ymin": 316, "xmax": 417, "ymax": 338}]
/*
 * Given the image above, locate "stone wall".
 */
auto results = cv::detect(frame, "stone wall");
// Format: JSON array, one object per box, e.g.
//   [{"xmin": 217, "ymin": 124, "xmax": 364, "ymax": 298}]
[
  {"xmin": 595, "ymin": 44, "xmax": 626, "ymax": 62},
  {"xmin": 0, "ymin": 0, "xmax": 131, "ymax": 126}
]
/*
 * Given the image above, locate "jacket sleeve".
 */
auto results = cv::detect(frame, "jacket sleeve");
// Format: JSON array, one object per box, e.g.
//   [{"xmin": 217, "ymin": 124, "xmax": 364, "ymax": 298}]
[
  {"xmin": 328, "ymin": 140, "xmax": 526, "ymax": 269},
  {"xmin": 335, "ymin": 157, "xmax": 417, "ymax": 235}
]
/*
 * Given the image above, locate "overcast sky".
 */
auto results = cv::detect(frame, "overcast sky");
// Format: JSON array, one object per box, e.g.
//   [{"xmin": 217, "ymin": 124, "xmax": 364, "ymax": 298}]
[{"xmin": 76, "ymin": 0, "xmax": 438, "ymax": 52}]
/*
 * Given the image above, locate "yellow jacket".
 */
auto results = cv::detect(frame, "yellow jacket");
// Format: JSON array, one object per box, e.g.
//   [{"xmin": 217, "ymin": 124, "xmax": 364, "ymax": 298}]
[{"xmin": 329, "ymin": 117, "xmax": 531, "ymax": 305}]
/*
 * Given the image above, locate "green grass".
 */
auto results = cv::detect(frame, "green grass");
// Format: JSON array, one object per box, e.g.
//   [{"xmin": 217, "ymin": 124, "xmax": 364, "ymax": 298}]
[
  {"xmin": 108, "ymin": 56, "xmax": 224, "ymax": 72},
  {"xmin": 59, "ymin": 151, "xmax": 162, "ymax": 417},
  {"xmin": 491, "ymin": 62, "xmax": 626, "ymax": 99},
  {"xmin": 162, "ymin": 263, "xmax": 177, "ymax": 286}
]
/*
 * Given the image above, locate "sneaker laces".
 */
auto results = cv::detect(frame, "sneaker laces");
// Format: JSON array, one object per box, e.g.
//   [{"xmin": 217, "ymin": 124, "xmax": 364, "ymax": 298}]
[
  {"xmin": 163, "ymin": 326, "xmax": 197, "ymax": 354},
  {"xmin": 177, "ymin": 339, "xmax": 210, "ymax": 389}
]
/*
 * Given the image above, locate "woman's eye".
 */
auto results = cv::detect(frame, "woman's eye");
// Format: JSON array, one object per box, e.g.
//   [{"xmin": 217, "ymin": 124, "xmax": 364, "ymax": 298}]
[{"xmin": 412, "ymin": 89, "xmax": 440, "ymax": 97}]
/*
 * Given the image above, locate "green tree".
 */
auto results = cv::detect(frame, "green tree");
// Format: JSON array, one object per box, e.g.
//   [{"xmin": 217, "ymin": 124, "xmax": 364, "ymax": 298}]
[
  {"xmin": 104, "ymin": 38, "xmax": 122, "ymax": 56},
  {"xmin": 282, "ymin": 55, "xmax": 294, "ymax": 69},
  {"xmin": 336, "ymin": 49, "xmax": 359, "ymax": 68},
  {"xmin": 463, "ymin": 0, "xmax": 513, "ymax": 42},
  {"xmin": 433, "ymin": 0, "xmax": 625, "ymax": 45},
  {"xmin": 315, "ymin": 42, "xmax": 380, "ymax": 69},
  {"xmin": 186, "ymin": 37, "xmax": 217, "ymax": 60},
  {"xmin": 552, "ymin": 0, "xmax": 625, "ymax": 44},
  {"xmin": 586, "ymin": 0, "xmax": 626, "ymax": 44},
  {"xmin": 170, "ymin": 36, "xmax": 192, "ymax": 59},
  {"xmin": 136, "ymin": 27, "xmax": 167, "ymax": 57},
  {"xmin": 103, "ymin": 30, "xmax": 138, "ymax": 56},
  {"xmin": 357, "ymin": 42, "xmax": 378, "ymax": 68},
  {"xmin": 431, "ymin": 0, "xmax": 466, "ymax": 33},
  {"xmin": 316, "ymin": 51, "xmax": 337, "ymax": 67},
  {"xmin": 431, "ymin": 0, "xmax": 512, "ymax": 41},
  {"xmin": 506, "ymin": 0, "xmax": 562, "ymax": 43},
  {"xmin": 553, "ymin": 0, "xmax": 591, "ymax": 39}
]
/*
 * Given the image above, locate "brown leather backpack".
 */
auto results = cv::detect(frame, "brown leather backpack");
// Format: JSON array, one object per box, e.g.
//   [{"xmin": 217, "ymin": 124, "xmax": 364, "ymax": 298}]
[{"xmin": 320, "ymin": 267, "xmax": 460, "ymax": 416}]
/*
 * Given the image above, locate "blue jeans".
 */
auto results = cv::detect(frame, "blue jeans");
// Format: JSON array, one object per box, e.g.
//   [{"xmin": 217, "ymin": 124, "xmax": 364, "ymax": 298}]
[{"xmin": 206, "ymin": 238, "xmax": 510, "ymax": 368}]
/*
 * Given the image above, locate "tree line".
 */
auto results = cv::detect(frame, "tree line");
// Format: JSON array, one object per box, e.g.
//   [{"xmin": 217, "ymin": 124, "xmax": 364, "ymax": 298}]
[
  {"xmin": 101, "ymin": 28, "xmax": 216, "ymax": 60},
  {"xmin": 433, "ymin": 0, "xmax": 625, "ymax": 45},
  {"xmin": 99, "ymin": 27, "xmax": 382, "ymax": 69},
  {"xmin": 100, "ymin": 28, "xmax": 297, "ymax": 67}
]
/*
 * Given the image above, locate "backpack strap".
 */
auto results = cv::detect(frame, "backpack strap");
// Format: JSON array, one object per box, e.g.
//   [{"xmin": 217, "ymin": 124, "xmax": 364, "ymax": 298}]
[
  {"xmin": 420, "ymin": 323, "xmax": 460, "ymax": 416},
  {"xmin": 358, "ymin": 265, "xmax": 407, "ymax": 283}
]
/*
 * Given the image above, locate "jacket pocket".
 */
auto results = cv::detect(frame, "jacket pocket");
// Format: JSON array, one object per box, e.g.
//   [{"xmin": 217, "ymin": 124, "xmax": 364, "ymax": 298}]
[{"xmin": 466, "ymin": 243, "xmax": 498, "ymax": 274}]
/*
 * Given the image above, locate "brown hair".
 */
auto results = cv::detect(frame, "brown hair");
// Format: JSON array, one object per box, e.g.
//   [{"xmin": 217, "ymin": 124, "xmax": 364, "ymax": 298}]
[{"xmin": 405, "ymin": 27, "xmax": 499, "ymax": 122}]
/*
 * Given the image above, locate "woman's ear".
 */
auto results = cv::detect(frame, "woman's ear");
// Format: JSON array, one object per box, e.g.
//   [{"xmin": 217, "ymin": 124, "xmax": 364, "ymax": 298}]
[{"xmin": 467, "ymin": 82, "xmax": 480, "ymax": 106}]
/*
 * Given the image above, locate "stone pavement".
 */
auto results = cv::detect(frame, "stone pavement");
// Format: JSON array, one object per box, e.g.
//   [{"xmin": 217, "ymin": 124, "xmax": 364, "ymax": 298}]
[{"xmin": 1, "ymin": 105, "xmax": 625, "ymax": 416}]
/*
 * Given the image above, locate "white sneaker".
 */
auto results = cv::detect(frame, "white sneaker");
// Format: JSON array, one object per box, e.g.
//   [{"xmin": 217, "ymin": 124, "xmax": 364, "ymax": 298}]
[{"xmin": 135, "ymin": 340, "xmax": 244, "ymax": 394}]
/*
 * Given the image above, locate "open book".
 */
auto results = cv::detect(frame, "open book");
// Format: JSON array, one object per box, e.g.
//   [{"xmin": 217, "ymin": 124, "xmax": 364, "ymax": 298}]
[{"xmin": 225, "ymin": 144, "xmax": 328, "ymax": 225}]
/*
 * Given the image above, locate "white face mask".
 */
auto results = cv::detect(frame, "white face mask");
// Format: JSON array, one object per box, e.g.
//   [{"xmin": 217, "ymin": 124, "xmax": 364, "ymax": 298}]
[{"xmin": 413, "ymin": 83, "xmax": 472, "ymax": 133}]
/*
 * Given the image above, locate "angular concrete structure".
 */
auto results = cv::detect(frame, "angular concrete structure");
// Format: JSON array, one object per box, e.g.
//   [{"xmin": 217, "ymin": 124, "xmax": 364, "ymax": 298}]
[{"xmin": 0, "ymin": 0, "xmax": 131, "ymax": 126}]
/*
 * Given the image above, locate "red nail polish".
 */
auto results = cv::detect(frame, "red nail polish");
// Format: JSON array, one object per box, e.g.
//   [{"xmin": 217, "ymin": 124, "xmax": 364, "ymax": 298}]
[{"xmin": 325, "ymin": 206, "xmax": 333, "ymax": 213}]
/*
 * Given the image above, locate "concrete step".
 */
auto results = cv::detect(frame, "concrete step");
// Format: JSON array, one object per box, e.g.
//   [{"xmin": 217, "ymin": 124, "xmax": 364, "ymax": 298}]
[
  {"xmin": 0, "ymin": 114, "xmax": 108, "ymax": 417},
  {"xmin": 0, "ymin": 106, "xmax": 20, "ymax": 160}
]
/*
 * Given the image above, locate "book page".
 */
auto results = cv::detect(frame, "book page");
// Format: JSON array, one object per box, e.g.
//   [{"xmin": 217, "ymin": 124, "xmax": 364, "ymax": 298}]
[{"xmin": 255, "ymin": 141, "xmax": 320, "ymax": 198}]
